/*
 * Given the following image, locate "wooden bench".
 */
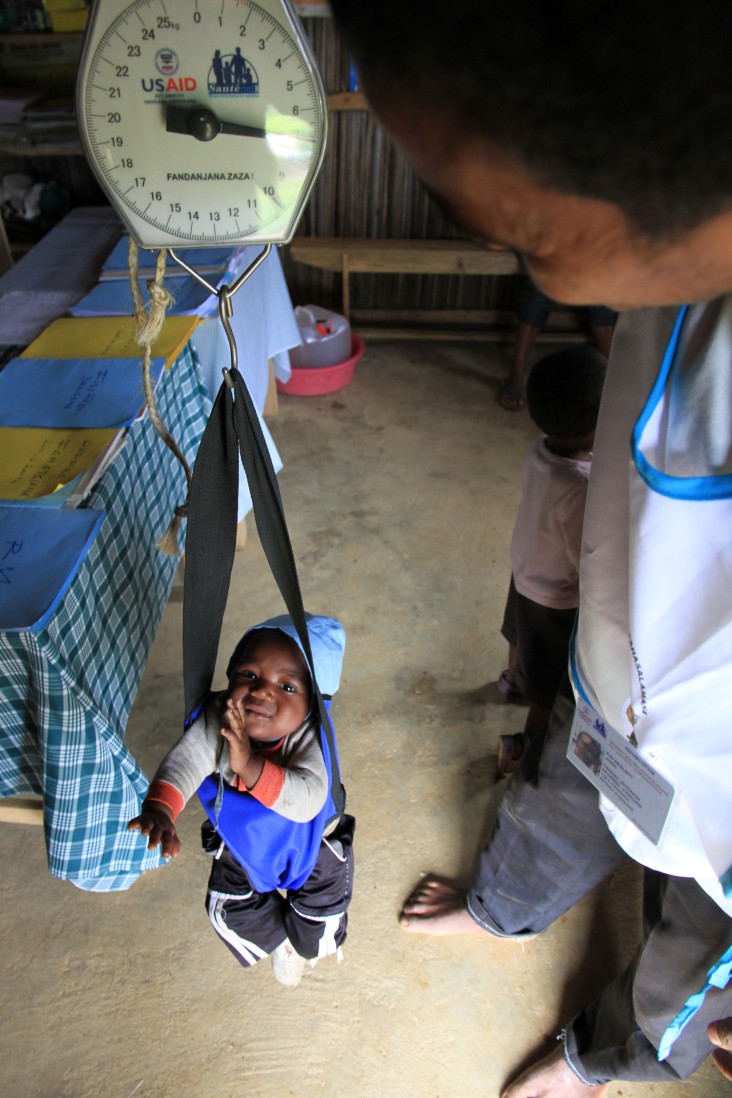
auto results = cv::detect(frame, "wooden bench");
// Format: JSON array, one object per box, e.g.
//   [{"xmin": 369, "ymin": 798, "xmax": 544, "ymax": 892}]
[{"xmin": 288, "ymin": 236, "xmax": 520, "ymax": 324}]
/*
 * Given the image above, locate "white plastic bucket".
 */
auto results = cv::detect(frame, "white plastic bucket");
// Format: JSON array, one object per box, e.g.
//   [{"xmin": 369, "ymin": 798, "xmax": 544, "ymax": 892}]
[{"xmin": 289, "ymin": 305, "xmax": 351, "ymax": 369}]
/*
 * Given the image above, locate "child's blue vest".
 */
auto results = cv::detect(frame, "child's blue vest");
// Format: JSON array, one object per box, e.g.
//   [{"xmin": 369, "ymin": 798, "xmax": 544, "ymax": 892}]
[{"xmin": 196, "ymin": 699, "xmax": 341, "ymax": 893}]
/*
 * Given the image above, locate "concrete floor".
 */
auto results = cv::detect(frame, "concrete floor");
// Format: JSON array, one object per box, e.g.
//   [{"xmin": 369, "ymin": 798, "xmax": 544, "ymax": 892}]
[{"xmin": 0, "ymin": 339, "xmax": 727, "ymax": 1097}]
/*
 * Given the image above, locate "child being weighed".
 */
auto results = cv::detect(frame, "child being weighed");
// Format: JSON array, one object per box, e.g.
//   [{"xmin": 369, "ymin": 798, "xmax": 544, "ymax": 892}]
[{"xmin": 128, "ymin": 613, "xmax": 355, "ymax": 988}]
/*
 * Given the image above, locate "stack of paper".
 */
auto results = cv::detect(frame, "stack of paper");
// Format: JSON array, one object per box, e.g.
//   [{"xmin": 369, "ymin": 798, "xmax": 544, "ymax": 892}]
[
  {"xmin": 0, "ymin": 425, "xmax": 119, "ymax": 504},
  {"xmin": 99, "ymin": 239, "xmax": 240, "ymax": 280},
  {"xmin": 21, "ymin": 96, "xmax": 78, "ymax": 147},
  {"xmin": 0, "ymin": 504, "xmax": 105, "ymax": 632},
  {"xmin": 0, "ymin": 314, "xmax": 199, "ymax": 506},
  {"xmin": 0, "ymin": 356, "xmax": 164, "ymax": 428},
  {"xmin": 0, "ymin": 88, "xmax": 40, "ymax": 143},
  {"xmin": 70, "ymin": 275, "xmax": 221, "ymax": 318},
  {"xmin": 70, "ymin": 236, "xmax": 251, "ymax": 318},
  {"xmin": 20, "ymin": 314, "xmax": 198, "ymax": 367}
]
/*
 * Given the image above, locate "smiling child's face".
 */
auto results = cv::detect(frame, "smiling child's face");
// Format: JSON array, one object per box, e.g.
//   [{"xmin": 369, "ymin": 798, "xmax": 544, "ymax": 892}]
[{"xmin": 227, "ymin": 630, "xmax": 310, "ymax": 742}]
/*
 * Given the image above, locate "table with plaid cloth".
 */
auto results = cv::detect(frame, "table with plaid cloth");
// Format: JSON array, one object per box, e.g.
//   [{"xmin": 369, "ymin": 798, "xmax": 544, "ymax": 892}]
[{"xmin": 0, "ymin": 342, "xmax": 211, "ymax": 891}]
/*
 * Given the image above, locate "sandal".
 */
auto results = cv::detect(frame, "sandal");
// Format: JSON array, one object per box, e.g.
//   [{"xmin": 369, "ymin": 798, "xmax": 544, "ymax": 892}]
[
  {"xmin": 497, "ymin": 733, "xmax": 532, "ymax": 777},
  {"xmin": 497, "ymin": 669, "xmax": 520, "ymax": 696},
  {"xmin": 498, "ymin": 383, "xmax": 525, "ymax": 412}
]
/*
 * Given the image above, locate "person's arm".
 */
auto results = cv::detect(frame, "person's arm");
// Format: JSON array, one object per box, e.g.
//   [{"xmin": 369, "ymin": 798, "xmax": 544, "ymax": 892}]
[
  {"xmin": 220, "ymin": 695, "xmax": 264, "ymax": 790},
  {"xmin": 559, "ymin": 473, "xmax": 590, "ymax": 574},
  {"xmin": 127, "ymin": 801, "xmax": 180, "ymax": 859},
  {"xmin": 225, "ymin": 711, "xmax": 329, "ymax": 822},
  {"xmin": 127, "ymin": 703, "xmax": 221, "ymax": 855}
]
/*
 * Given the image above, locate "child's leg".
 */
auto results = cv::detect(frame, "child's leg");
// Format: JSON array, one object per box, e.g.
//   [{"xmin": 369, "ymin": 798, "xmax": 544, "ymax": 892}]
[
  {"xmin": 525, "ymin": 701, "xmax": 551, "ymax": 739},
  {"xmin": 497, "ymin": 704, "xmax": 551, "ymax": 775},
  {"xmin": 500, "ymin": 278, "xmax": 553, "ymax": 410},
  {"xmin": 499, "ymin": 580, "xmax": 525, "ymax": 698},
  {"xmin": 206, "ymin": 845, "xmax": 287, "ymax": 967},
  {"xmin": 497, "ymin": 594, "xmax": 576, "ymax": 775},
  {"xmin": 285, "ymin": 814, "xmax": 355, "ymax": 961}
]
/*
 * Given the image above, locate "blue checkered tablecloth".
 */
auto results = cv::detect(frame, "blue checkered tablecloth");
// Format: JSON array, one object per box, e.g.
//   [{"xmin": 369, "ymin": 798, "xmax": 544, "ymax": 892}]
[{"xmin": 0, "ymin": 343, "xmax": 211, "ymax": 891}]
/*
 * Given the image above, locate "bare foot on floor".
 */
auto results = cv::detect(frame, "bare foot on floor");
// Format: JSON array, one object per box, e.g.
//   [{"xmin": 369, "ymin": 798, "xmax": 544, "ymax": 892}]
[
  {"xmin": 501, "ymin": 1046, "xmax": 609, "ymax": 1098},
  {"xmin": 498, "ymin": 382, "xmax": 526, "ymax": 412},
  {"xmin": 709, "ymin": 1019, "xmax": 732, "ymax": 1081},
  {"xmin": 399, "ymin": 875, "xmax": 484, "ymax": 935}
]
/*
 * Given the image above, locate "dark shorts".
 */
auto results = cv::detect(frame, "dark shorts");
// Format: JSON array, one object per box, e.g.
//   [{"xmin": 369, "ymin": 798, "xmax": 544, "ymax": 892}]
[
  {"xmin": 518, "ymin": 276, "xmax": 618, "ymax": 330},
  {"xmin": 204, "ymin": 813, "xmax": 355, "ymax": 965},
  {"xmin": 500, "ymin": 576, "xmax": 577, "ymax": 709}
]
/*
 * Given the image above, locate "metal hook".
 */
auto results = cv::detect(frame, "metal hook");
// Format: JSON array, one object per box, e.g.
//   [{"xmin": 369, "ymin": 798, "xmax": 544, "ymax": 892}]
[{"xmin": 169, "ymin": 242, "xmax": 273, "ymax": 387}]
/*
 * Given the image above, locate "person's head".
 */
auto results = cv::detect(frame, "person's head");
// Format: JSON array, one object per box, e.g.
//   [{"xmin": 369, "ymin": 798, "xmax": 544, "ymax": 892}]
[
  {"xmin": 526, "ymin": 345, "xmax": 606, "ymax": 447},
  {"xmin": 226, "ymin": 628, "xmax": 311, "ymax": 742},
  {"xmin": 225, "ymin": 613, "xmax": 346, "ymax": 742},
  {"xmin": 330, "ymin": 1, "xmax": 732, "ymax": 309}
]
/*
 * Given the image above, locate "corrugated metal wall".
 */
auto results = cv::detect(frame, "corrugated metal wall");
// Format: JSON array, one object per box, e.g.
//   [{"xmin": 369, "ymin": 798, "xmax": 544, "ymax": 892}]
[{"xmin": 281, "ymin": 16, "xmax": 523, "ymax": 325}]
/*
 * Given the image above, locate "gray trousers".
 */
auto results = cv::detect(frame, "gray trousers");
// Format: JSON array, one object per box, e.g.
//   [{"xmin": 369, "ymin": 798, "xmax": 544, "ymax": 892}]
[{"xmin": 468, "ymin": 675, "xmax": 732, "ymax": 1084}]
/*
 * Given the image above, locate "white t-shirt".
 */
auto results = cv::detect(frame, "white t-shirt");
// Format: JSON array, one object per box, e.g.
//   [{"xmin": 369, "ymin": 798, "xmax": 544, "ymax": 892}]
[
  {"xmin": 575, "ymin": 298, "xmax": 732, "ymax": 917},
  {"xmin": 511, "ymin": 437, "xmax": 590, "ymax": 610}
]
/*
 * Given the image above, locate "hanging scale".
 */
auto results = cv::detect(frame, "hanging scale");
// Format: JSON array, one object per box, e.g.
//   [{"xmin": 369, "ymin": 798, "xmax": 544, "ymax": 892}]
[{"xmin": 76, "ymin": 0, "xmax": 331, "ymax": 723}]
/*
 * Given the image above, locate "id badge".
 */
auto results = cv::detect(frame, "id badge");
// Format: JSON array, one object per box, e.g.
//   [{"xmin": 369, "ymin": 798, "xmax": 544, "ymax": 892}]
[{"xmin": 567, "ymin": 698, "xmax": 675, "ymax": 846}]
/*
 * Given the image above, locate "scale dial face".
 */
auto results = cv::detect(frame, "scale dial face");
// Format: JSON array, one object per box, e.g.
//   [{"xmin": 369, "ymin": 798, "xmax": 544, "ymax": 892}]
[{"xmin": 77, "ymin": 0, "xmax": 327, "ymax": 248}]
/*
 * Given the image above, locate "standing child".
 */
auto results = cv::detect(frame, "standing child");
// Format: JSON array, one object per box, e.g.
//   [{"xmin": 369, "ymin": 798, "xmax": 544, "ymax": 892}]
[
  {"xmin": 497, "ymin": 346, "xmax": 607, "ymax": 775},
  {"xmin": 128, "ymin": 612, "xmax": 355, "ymax": 988}
]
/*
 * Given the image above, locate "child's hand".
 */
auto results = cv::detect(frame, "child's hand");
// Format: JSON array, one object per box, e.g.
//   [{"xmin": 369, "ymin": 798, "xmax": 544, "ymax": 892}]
[
  {"xmin": 128, "ymin": 805, "xmax": 180, "ymax": 859},
  {"xmin": 221, "ymin": 697, "xmax": 264, "ymax": 789},
  {"xmin": 220, "ymin": 695, "xmax": 253, "ymax": 776}
]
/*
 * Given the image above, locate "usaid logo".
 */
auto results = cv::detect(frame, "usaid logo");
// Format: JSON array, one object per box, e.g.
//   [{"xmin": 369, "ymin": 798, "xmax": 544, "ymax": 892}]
[{"xmin": 155, "ymin": 48, "xmax": 180, "ymax": 76}]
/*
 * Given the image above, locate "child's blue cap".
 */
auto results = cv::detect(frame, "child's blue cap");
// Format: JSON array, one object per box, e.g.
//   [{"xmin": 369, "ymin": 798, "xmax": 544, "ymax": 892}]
[{"xmin": 233, "ymin": 612, "xmax": 346, "ymax": 697}]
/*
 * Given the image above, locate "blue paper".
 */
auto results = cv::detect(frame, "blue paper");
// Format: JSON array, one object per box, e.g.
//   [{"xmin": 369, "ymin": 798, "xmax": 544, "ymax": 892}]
[
  {"xmin": 0, "ymin": 505, "xmax": 105, "ymax": 631},
  {"xmin": 69, "ymin": 275, "xmax": 221, "ymax": 318},
  {"xmin": 0, "ymin": 356, "xmax": 164, "ymax": 429},
  {"xmin": 101, "ymin": 237, "xmax": 237, "ymax": 277}
]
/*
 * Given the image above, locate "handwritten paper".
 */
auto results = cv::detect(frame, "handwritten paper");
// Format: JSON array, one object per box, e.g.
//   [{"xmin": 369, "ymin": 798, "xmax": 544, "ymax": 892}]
[
  {"xmin": 69, "ymin": 274, "xmax": 221, "ymax": 318},
  {"xmin": 0, "ymin": 504, "xmax": 105, "ymax": 631},
  {"xmin": 0, "ymin": 426, "xmax": 119, "ymax": 500},
  {"xmin": 0, "ymin": 356, "xmax": 164, "ymax": 428},
  {"xmin": 20, "ymin": 315, "xmax": 198, "ymax": 369}
]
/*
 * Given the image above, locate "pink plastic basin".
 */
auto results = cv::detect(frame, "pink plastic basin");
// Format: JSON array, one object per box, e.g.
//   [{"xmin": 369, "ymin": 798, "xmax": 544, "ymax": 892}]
[{"xmin": 277, "ymin": 334, "xmax": 365, "ymax": 397}]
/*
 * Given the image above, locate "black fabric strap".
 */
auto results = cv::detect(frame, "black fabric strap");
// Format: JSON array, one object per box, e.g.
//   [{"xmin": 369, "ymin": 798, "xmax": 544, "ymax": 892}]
[
  {"xmin": 183, "ymin": 366, "xmax": 345, "ymax": 816},
  {"xmin": 182, "ymin": 376, "xmax": 238, "ymax": 719}
]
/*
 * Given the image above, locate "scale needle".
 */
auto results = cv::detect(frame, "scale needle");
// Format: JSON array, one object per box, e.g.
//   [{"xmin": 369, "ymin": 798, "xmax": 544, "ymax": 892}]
[{"xmin": 166, "ymin": 105, "xmax": 268, "ymax": 141}]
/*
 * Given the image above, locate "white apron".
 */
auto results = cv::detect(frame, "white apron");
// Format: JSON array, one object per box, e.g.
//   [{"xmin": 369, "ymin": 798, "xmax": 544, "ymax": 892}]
[{"xmin": 573, "ymin": 299, "xmax": 732, "ymax": 918}]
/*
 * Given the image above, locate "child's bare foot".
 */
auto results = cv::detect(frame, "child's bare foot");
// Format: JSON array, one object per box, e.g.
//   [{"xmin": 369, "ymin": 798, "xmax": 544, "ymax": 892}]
[
  {"xmin": 399, "ymin": 875, "xmax": 484, "ymax": 935},
  {"xmin": 501, "ymin": 1045, "xmax": 609, "ymax": 1097}
]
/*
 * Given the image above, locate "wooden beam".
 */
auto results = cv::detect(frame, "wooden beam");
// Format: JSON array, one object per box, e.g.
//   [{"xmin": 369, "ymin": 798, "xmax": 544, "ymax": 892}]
[
  {"xmin": 327, "ymin": 92, "xmax": 369, "ymax": 111},
  {"xmin": 263, "ymin": 359, "xmax": 279, "ymax": 416},
  {"xmin": 351, "ymin": 307, "xmax": 581, "ymax": 329},
  {"xmin": 0, "ymin": 796, "xmax": 43, "ymax": 825},
  {"xmin": 353, "ymin": 327, "xmax": 588, "ymax": 343}
]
